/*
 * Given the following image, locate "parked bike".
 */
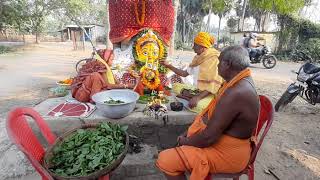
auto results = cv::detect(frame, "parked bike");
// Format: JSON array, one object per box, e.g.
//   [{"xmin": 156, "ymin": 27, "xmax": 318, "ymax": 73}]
[
  {"xmin": 275, "ymin": 62, "xmax": 320, "ymax": 112},
  {"xmin": 250, "ymin": 45, "xmax": 277, "ymax": 69}
]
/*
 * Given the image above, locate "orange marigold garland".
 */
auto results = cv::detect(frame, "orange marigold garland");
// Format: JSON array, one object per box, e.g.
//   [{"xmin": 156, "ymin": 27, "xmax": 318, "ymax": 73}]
[
  {"xmin": 141, "ymin": 67, "xmax": 160, "ymax": 90},
  {"xmin": 134, "ymin": 0, "xmax": 146, "ymax": 26}
]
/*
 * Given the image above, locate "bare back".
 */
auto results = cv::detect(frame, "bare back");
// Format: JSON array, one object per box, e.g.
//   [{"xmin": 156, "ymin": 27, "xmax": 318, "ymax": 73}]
[
  {"xmin": 205, "ymin": 76, "xmax": 260, "ymax": 140},
  {"xmin": 224, "ymin": 78, "xmax": 259, "ymax": 138}
]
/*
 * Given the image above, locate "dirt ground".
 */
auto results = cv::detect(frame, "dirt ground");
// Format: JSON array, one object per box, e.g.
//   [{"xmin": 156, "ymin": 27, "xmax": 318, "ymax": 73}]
[{"xmin": 0, "ymin": 42, "xmax": 319, "ymax": 180}]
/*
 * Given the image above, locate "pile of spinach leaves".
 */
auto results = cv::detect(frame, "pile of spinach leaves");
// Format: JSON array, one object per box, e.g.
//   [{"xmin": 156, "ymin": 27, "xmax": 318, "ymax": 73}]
[{"xmin": 48, "ymin": 122, "xmax": 128, "ymax": 177}]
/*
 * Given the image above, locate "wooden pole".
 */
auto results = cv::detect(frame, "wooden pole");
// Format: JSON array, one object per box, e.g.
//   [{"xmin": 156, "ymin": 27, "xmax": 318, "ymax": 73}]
[
  {"xmin": 241, "ymin": 0, "xmax": 248, "ymax": 31},
  {"xmin": 71, "ymin": 30, "xmax": 77, "ymax": 50},
  {"xmin": 67, "ymin": 28, "xmax": 71, "ymax": 41},
  {"xmin": 82, "ymin": 29, "xmax": 85, "ymax": 51}
]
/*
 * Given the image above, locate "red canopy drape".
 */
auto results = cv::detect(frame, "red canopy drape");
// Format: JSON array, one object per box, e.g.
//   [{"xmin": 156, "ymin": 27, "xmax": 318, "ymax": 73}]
[{"xmin": 109, "ymin": 0, "xmax": 174, "ymax": 45}]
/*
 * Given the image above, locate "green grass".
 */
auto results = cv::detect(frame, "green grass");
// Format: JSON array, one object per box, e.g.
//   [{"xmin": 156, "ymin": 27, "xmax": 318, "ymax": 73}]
[{"xmin": 0, "ymin": 46, "xmax": 12, "ymax": 54}]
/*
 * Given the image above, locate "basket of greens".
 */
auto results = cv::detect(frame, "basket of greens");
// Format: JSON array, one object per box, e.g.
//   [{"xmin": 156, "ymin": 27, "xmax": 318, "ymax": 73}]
[{"xmin": 43, "ymin": 122, "xmax": 129, "ymax": 180}]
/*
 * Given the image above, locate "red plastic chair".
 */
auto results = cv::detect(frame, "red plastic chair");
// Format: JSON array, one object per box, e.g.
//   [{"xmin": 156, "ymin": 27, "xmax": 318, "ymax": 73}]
[
  {"xmin": 205, "ymin": 95, "xmax": 274, "ymax": 180},
  {"xmin": 6, "ymin": 107, "xmax": 109, "ymax": 180}
]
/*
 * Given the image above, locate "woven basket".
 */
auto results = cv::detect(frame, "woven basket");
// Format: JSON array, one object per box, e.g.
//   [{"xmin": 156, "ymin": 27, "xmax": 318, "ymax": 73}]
[{"xmin": 43, "ymin": 123, "xmax": 129, "ymax": 180}]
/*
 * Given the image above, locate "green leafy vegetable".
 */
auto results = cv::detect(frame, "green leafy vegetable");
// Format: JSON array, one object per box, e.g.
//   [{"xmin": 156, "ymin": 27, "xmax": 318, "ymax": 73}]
[
  {"xmin": 104, "ymin": 98, "xmax": 125, "ymax": 104},
  {"xmin": 48, "ymin": 122, "xmax": 127, "ymax": 177},
  {"xmin": 138, "ymin": 94, "xmax": 169, "ymax": 104}
]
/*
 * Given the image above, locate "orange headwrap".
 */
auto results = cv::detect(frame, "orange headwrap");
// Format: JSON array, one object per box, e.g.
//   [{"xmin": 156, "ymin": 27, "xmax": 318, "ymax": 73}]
[{"xmin": 194, "ymin": 32, "xmax": 215, "ymax": 48}]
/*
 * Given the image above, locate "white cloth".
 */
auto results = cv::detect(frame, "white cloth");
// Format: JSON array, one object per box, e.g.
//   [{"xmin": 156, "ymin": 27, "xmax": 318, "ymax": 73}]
[
  {"xmin": 186, "ymin": 66, "xmax": 199, "ymax": 86},
  {"xmin": 111, "ymin": 43, "xmax": 135, "ymax": 80}
]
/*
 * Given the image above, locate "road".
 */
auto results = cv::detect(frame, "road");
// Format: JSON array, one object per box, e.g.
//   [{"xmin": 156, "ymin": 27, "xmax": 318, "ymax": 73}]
[
  {"xmin": 0, "ymin": 43, "xmax": 318, "ymax": 180},
  {"xmin": 0, "ymin": 45, "xmax": 301, "ymax": 114}
]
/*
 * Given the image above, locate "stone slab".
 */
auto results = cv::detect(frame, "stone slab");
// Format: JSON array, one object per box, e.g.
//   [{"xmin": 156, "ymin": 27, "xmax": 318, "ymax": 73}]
[
  {"xmin": 111, "ymin": 144, "xmax": 162, "ymax": 179},
  {"xmin": 32, "ymin": 95, "xmax": 196, "ymax": 136}
]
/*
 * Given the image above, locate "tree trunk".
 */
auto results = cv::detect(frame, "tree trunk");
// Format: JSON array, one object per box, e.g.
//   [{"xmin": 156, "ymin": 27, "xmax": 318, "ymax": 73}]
[
  {"xmin": 82, "ymin": 30, "xmax": 85, "ymax": 51},
  {"xmin": 241, "ymin": 0, "xmax": 248, "ymax": 31},
  {"xmin": 277, "ymin": 15, "xmax": 285, "ymax": 53},
  {"xmin": 105, "ymin": 0, "xmax": 112, "ymax": 49},
  {"xmin": 217, "ymin": 15, "xmax": 222, "ymax": 44},
  {"xmin": 255, "ymin": 12, "xmax": 262, "ymax": 32},
  {"xmin": 35, "ymin": 20, "xmax": 42, "ymax": 44},
  {"xmin": 35, "ymin": 32, "xmax": 40, "ymax": 44},
  {"xmin": 72, "ymin": 30, "xmax": 77, "ymax": 50},
  {"xmin": 181, "ymin": 0, "xmax": 185, "ymax": 44},
  {"xmin": 261, "ymin": 12, "xmax": 269, "ymax": 32},
  {"xmin": 169, "ymin": 0, "xmax": 179, "ymax": 55},
  {"xmin": 206, "ymin": 9, "xmax": 212, "ymax": 32}
]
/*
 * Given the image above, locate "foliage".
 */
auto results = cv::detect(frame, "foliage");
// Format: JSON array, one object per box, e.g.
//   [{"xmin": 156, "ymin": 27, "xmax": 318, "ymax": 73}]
[
  {"xmin": 205, "ymin": 0, "xmax": 233, "ymax": 18},
  {"xmin": 174, "ymin": 39, "xmax": 184, "ymax": 50},
  {"xmin": 227, "ymin": 17, "xmax": 238, "ymax": 31},
  {"xmin": 247, "ymin": 0, "xmax": 305, "ymax": 31},
  {"xmin": 293, "ymin": 38, "xmax": 320, "ymax": 62},
  {"xmin": 1, "ymin": 0, "xmax": 105, "ymax": 43},
  {"xmin": 298, "ymin": 20, "xmax": 320, "ymax": 42},
  {"xmin": 249, "ymin": 0, "xmax": 305, "ymax": 15},
  {"xmin": 0, "ymin": 46, "xmax": 12, "ymax": 54},
  {"xmin": 304, "ymin": 38, "xmax": 320, "ymax": 61},
  {"xmin": 201, "ymin": 0, "xmax": 233, "ymax": 42},
  {"xmin": 0, "ymin": 0, "xmax": 31, "ymax": 32},
  {"xmin": 49, "ymin": 122, "xmax": 127, "ymax": 177},
  {"xmin": 176, "ymin": 0, "xmax": 207, "ymax": 44},
  {"xmin": 277, "ymin": 15, "xmax": 320, "ymax": 52}
]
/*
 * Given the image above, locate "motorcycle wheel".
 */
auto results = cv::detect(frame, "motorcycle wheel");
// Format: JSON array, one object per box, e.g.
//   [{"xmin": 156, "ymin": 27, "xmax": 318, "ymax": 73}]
[
  {"xmin": 275, "ymin": 89, "xmax": 299, "ymax": 112},
  {"xmin": 75, "ymin": 58, "xmax": 93, "ymax": 73},
  {"xmin": 262, "ymin": 55, "xmax": 277, "ymax": 69}
]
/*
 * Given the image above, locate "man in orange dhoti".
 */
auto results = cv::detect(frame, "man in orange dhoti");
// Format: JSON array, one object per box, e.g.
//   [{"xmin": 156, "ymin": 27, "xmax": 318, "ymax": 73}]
[{"xmin": 156, "ymin": 46, "xmax": 260, "ymax": 180}]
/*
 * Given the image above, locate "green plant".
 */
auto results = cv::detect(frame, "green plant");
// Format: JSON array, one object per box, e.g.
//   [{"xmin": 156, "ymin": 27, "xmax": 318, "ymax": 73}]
[
  {"xmin": 175, "ymin": 40, "xmax": 183, "ymax": 50},
  {"xmin": 303, "ymin": 38, "xmax": 320, "ymax": 61},
  {"xmin": 49, "ymin": 122, "xmax": 127, "ymax": 177}
]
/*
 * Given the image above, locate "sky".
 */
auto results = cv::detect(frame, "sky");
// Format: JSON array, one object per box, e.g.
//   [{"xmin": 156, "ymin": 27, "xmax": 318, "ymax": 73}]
[{"xmin": 301, "ymin": 0, "xmax": 320, "ymax": 23}]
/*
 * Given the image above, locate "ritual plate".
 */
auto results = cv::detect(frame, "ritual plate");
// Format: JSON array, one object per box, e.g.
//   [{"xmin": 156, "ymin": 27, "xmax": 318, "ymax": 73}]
[
  {"xmin": 56, "ymin": 78, "xmax": 73, "ymax": 86},
  {"xmin": 56, "ymin": 81, "xmax": 71, "ymax": 86},
  {"xmin": 47, "ymin": 101, "xmax": 96, "ymax": 118}
]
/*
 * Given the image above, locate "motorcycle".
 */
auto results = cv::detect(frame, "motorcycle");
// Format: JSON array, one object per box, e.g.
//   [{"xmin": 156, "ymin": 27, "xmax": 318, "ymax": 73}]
[
  {"xmin": 275, "ymin": 62, "xmax": 320, "ymax": 112},
  {"xmin": 249, "ymin": 45, "xmax": 277, "ymax": 69}
]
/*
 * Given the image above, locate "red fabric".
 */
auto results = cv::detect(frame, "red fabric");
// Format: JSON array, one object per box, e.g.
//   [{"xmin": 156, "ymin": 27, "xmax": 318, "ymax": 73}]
[
  {"xmin": 72, "ymin": 72, "xmax": 106, "ymax": 103},
  {"xmin": 109, "ymin": 0, "xmax": 174, "ymax": 45},
  {"xmin": 159, "ymin": 74, "xmax": 169, "ymax": 87},
  {"xmin": 121, "ymin": 72, "xmax": 137, "ymax": 85},
  {"xmin": 205, "ymin": 95, "xmax": 274, "ymax": 180}
]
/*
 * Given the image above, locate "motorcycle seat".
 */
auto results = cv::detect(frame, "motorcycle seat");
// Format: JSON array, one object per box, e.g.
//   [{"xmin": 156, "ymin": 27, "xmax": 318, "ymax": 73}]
[{"xmin": 303, "ymin": 63, "xmax": 320, "ymax": 74}]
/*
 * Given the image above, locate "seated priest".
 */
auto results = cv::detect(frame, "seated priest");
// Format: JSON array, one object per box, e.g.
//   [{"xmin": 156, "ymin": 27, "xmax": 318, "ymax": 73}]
[
  {"xmin": 160, "ymin": 32, "xmax": 223, "ymax": 113},
  {"xmin": 71, "ymin": 49, "xmax": 135, "ymax": 103},
  {"xmin": 156, "ymin": 46, "xmax": 260, "ymax": 180}
]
